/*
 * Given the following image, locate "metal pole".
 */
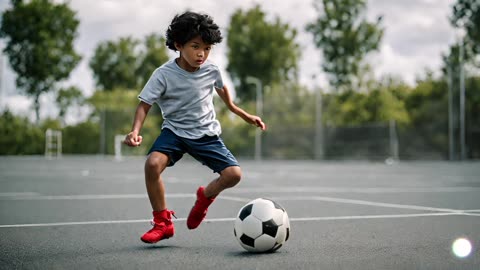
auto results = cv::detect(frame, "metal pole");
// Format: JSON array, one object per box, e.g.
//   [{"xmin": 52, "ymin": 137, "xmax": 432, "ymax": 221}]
[
  {"xmin": 0, "ymin": 53, "xmax": 4, "ymax": 112},
  {"xmin": 246, "ymin": 76, "xmax": 262, "ymax": 161},
  {"xmin": 314, "ymin": 86, "xmax": 323, "ymax": 160},
  {"xmin": 100, "ymin": 108, "xmax": 106, "ymax": 155},
  {"xmin": 459, "ymin": 39, "xmax": 466, "ymax": 160},
  {"xmin": 389, "ymin": 119, "xmax": 399, "ymax": 161},
  {"xmin": 447, "ymin": 66, "xmax": 455, "ymax": 160}
]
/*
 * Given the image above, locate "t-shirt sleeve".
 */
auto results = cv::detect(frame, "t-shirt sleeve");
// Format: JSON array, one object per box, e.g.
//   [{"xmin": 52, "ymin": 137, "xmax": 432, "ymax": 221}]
[
  {"xmin": 138, "ymin": 69, "xmax": 165, "ymax": 105},
  {"xmin": 213, "ymin": 66, "xmax": 224, "ymax": 90}
]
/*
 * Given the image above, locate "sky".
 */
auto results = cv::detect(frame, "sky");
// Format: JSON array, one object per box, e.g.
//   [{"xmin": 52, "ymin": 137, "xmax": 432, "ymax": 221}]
[{"xmin": 0, "ymin": 0, "xmax": 457, "ymax": 123}]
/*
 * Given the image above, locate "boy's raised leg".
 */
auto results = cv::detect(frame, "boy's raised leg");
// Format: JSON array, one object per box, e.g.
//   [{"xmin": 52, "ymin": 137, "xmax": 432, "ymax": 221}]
[{"xmin": 187, "ymin": 166, "xmax": 241, "ymax": 229}]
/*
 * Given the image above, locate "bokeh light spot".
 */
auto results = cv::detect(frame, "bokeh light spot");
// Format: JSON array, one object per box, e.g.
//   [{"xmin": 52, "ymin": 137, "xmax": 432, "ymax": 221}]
[{"xmin": 452, "ymin": 238, "xmax": 472, "ymax": 258}]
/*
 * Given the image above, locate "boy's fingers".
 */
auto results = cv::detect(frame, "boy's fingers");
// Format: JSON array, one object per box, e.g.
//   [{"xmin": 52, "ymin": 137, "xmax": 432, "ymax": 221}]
[
  {"xmin": 124, "ymin": 134, "xmax": 140, "ymax": 146},
  {"xmin": 255, "ymin": 119, "xmax": 266, "ymax": 130}
]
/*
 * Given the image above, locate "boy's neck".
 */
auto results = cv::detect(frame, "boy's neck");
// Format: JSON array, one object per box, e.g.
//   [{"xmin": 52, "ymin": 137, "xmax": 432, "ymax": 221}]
[{"xmin": 175, "ymin": 57, "xmax": 200, "ymax": 72}]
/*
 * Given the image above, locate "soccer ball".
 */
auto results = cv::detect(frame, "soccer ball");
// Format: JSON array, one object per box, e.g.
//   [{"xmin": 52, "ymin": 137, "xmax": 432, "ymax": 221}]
[{"xmin": 234, "ymin": 198, "xmax": 290, "ymax": 253}]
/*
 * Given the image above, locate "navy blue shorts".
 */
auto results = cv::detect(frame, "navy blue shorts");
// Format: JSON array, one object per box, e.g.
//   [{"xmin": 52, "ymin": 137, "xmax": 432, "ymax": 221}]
[{"xmin": 148, "ymin": 128, "xmax": 239, "ymax": 173}]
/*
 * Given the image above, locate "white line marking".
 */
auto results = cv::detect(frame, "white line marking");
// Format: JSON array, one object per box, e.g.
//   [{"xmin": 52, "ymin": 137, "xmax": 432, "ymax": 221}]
[
  {"xmin": 216, "ymin": 195, "xmax": 251, "ymax": 203},
  {"xmin": 232, "ymin": 186, "xmax": 480, "ymax": 194},
  {"xmin": 0, "ymin": 192, "xmax": 40, "ymax": 197},
  {"xmin": 0, "ymin": 193, "xmax": 192, "ymax": 200},
  {"xmin": 270, "ymin": 196, "xmax": 464, "ymax": 213},
  {"xmin": 0, "ymin": 212, "xmax": 470, "ymax": 229},
  {"xmin": 0, "ymin": 219, "xmax": 152, "ymax": 228},
  {"xmin": 0, "ymin": 193, "xmax": 254, "ymax": 204},
  {"xmin": 290, "ymin": 212, "xmax": 458, "ymax": 221},
  {"xmin": 1, "ymin": 193, "xmax": 471, "ymax": 214}
]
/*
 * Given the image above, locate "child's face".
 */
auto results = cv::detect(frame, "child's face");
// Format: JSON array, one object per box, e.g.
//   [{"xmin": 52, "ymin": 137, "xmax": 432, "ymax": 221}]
[{"xmin": 175, "ymin": 36, "xmax": 212, "ymax": 72}]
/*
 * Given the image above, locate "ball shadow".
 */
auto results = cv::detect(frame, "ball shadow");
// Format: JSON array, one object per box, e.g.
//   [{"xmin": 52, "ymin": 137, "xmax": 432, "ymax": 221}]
[{"xmin": 225, "ymin": 250, "xmax": 283, "ymax": 258}]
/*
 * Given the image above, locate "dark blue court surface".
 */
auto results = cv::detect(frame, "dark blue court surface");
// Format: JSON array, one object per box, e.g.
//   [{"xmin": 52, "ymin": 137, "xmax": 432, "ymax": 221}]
[{"xmin": 1, "ymin": 156, "xmax": 479, "ymax": 269}]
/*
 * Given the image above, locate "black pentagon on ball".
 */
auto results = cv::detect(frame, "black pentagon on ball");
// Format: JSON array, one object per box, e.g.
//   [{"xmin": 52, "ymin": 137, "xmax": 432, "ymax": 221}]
[
  {"xmin": 240, "ymin": 234, "xmax": 255, "ymax": 247},
  {"xmin": 262, "ymin": 198, "xmax": 285, "ymax": 212},
  {"xmin": 262, "ymin": 219, "xmax": 278, "ymax": 237},
  {"xmin": 285, "ymin": 227, "xmax": 290, "ymax": 241},
  {"xmin": 238, "ymin": 204, "xmax": 253, "ymax": 221}
]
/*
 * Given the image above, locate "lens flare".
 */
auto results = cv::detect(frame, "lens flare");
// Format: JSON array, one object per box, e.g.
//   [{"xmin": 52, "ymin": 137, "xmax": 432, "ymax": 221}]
[{"xmin": 452, "ymin": 238, "xmax": 473, "ymax": 258}]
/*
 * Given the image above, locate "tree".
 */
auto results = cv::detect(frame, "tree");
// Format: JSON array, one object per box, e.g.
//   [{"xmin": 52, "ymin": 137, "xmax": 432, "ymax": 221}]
[
  {"xmin": 451, "ymin": 0, "xmax": 480, "ymax": 58},
  {"xmin": 0, "ymin": 0, "xmax": 81, "ymax": 122},
  {"xmin": 306, "ymin": 0, "xmax": 383, "ymax": 92},
  {"xmin": 0, "ymin": 110, "xmax": 43, "ymax": 155},
  {"xmin": 136, "ymin": 34, "xmax": 169, "ymax": 88},
  {"xmin": 89, "ymin": 37, "xmax": 139, "ymax": 91},
  {"xmin": 89, "ymin": 34, "xmax": 169, "ymax": 91},
  {"xmin": 56, "ymin": 86, "xmax": 84, "ymax": 125},
  {"xmin": 226, "ymin": 5, "xmax": 301, "ymax": 102},
  {"xmin": 442, "ymin": 0, "xmax": 479, "ymax": 77}
]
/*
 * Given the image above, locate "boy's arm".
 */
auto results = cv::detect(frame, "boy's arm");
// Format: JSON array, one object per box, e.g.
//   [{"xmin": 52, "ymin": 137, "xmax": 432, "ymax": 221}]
[
  {"xmin": 124, "ymin": 101, "xmax": 152, "ymax": 147},
  {"xmin": 216, "ymin": 85, "xmax": 266, "ymax": 130}
]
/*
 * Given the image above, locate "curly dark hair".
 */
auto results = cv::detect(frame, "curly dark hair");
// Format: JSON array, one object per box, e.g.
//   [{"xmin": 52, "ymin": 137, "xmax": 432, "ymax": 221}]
[{"xmin": 166, "ymin": 11, "xmax": 223, "ymax": 51}]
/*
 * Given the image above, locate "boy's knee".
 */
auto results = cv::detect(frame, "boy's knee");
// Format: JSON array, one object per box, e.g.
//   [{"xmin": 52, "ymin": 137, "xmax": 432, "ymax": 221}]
[
  {"xmin": 221, "ymin": 166, "xmax": 242, "ymax": 187},
  {"xmin": 145, "ymin": 152, "xmax": 169, "ymax": 174}
]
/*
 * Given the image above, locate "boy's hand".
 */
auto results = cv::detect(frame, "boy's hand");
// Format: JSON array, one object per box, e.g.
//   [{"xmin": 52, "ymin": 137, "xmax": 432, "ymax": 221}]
[
  {"xmin": 124, "ymin": 131, "xmax": 143, "ymax": 147},
  {"xmin": 249, "ymin": 116, "xmax": 266, "ymax": 131}
]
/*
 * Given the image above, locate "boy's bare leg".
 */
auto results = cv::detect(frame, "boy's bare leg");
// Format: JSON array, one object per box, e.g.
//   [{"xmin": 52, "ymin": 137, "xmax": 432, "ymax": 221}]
[
  {"xmin": 144, "ymin": 152, "xmax": 170, "ymax": 211},
  {"xmin": 204, "ymin": 166, "xmax": 242, "ymax": 198},
  {"xmin": 187, "ymin": 166, "xmax": 241, "ymax": 229},
  {"xmin": 141, "ymin": 151, "xmax": 176, "ymax": 243}
]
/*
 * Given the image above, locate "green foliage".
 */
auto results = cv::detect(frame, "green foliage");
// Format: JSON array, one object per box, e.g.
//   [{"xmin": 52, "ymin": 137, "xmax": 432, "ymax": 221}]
[
  {"xmin": 451, "ymin": 0, "xmax": 480, "ymax": 56},
  {"xmin": 306, "ymin": 0, "xmax": 383, "ymax": 91},
  {"xmin": 226, "ymin": 5, "xmax": 301, "ymax": 102},
  {"xmin": 87, "ymin": 88, "xmax": 139, "ymax": 111},
  {"xmin": 89, "ymin": 34, "xmax": 169, "ymax": 91},
  {"xmin": 0, "ymin": 110, "xmax": 43, "ymax": 155},
  {"xmin": 89, "ymin": 37, "xmax": 139, "ymax": 91},
  {"xmin": 62, "ymin": 121, "xmax": 99, "ymax": 154},
  {"xmin": 136, "ymin": 34, "xmax": 170, "ymax": 88},
  {"xmin": 215, "ymin": 100, "xmax": 255, "ymax": 157},
  {"xmin": 397, "ymin": 76, "xmax": 448, "ymax": 158},
  {"xmin": 322, "ymin": 86, "xmax": 409, "ymax": 126},
  {"xmin": 86, "ymin": 89, "xmax": 163, "ymax": 155},
  {"xmin": 40, "ymin": 118, "xmax": 62, "ymax": 131},
  {"xmin": 218, "ymin": 83, "xmax": 317, "ymax": 159},
  {"xmin": 0, "ymin": 0, "xmax": 81, "ymax": 122},
  {"xmin": 465, "ymin": 77, "xmax": 480, "ymax": 158},
  {"xmin": 443, "ymin": 0, "xmax": 479, "ymax": 85},
  {"xmin": 262, "ymin": 83, "xmax": 317, "ymax": 158},
  {"xmin": 56, "ymin": 86, "xmax": 85, "ymax": 124}
]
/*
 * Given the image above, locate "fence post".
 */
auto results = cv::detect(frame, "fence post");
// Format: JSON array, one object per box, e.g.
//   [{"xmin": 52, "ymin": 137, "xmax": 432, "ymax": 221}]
[
  {"xmin": 389, "ymin": 119, "xmax": 399, "ymax": 161},
  {"xmin": 314, "ymin": 87, "xmax": 324, "ymax": 160}
]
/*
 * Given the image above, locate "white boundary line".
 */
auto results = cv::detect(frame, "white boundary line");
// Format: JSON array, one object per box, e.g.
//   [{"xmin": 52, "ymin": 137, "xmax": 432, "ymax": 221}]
[
  {"xmin": 2, "ymin": 193, "xmax": 468, "ymax": 213},
  {"xmin": 269, "ymin": 196, "xmax": 464, "ymax": 213},
  {"xmin": 232, "ymin": 186, "xmax": 480, "ymax": 194},
  {"xmin": 0, "ymin": 193, "xmax": 189, "ymax": 200},
  {"xmin": 1, "ymin": 193, "xmax": 478, "ymax": 229},
  {"xmin": 0, "ymin": 212, "xmax": 468, "ymax": 229}
]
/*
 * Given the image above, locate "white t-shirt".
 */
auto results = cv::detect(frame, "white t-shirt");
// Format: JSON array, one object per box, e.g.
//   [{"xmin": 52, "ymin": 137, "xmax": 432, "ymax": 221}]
[{"xmin": 138, "ymin": 59, "xmax": 224, "ymax": 139}]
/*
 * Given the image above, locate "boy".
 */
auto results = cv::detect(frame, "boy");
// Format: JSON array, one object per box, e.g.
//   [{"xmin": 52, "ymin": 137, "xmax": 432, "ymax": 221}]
[{"xmin": 124, "ymin": 11, "xmax": 266, "ymax": 244}]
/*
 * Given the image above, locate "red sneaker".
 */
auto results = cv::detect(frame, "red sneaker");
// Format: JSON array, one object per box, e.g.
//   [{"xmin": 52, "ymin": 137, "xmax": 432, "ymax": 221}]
[
  {"xmin": 141, "ymin": 209, "xmax": 176, "ymax": 244},
  {"xmin": 187, "ymin": 186, "xmax": 215, "ymax": 229}
]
